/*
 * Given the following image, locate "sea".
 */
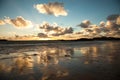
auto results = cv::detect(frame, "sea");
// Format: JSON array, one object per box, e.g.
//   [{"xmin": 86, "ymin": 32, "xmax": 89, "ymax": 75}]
[{"xmin": 0, "ymin": 41, "xmax": 120, "ymax": 80}]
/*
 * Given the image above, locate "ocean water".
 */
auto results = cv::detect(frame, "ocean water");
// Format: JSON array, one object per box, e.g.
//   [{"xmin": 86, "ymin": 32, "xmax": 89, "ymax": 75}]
[{"xmin": 0, "ymin": 41, "xmax": 120, "ymax": 80}]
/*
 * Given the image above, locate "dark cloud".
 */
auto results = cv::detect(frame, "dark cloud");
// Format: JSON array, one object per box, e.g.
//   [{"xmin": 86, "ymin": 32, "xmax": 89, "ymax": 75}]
[
  {"xmin": 37, "ymin": 33, "xmax": 48, "ymax": 38},
  {"xmin": 106, "ymin": 20, "xmax": 120, "ymax": 31},
  {"xmin": 76, "ymin": 14, "xmax": 120, "ymax": 38},
  {"xmin": 39, "ymin": 22, "xmax": 73, "ymax": 36},
  {"xmin": 39, "ymin": 22, "xmax": 58, "ymax": 32},
  {"xmin": 77, "ymin": 20, "xmax": 91, "ymax": 28},
  {"xmin": 51, "ymin": 27, "xmax": 73, "ymax": 36},
  {"xmin": 107, "ymin": 14, "xmax": 119, "ymax": 21}
]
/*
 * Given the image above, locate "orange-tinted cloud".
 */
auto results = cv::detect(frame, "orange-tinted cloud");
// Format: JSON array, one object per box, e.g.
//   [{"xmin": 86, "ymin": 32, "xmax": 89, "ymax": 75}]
[
  {"xmin": 116, "ymin": 16, "xmax": 120, "ymax": 25},
  {"xmin": 39, "ymin": 22, "xmax": 73, "ymax": 36},
  {"xmin": 12, "ymin": 35, "xmax": 39, "ymax": 40},
  {"xmin": 5, "ymin": 16, "xmax": 33, "ymax": 28},
  {"xmin": 99, "ymin": 21, "xmax": 105, "ymax": 27},
  {"xmin": 34, "ymin": 2, "xmax": 68, "ymax": 17},
  {"xmin": 0, "ymin": 20, "xmax": 5, "ymax": 25},
  {"xmin": 38, "ymin": 33, "xmax": 48, "ymax": 38},
  {"xmin": 77, "ymin": 14, "xmax": 120, "ymax": 38}
]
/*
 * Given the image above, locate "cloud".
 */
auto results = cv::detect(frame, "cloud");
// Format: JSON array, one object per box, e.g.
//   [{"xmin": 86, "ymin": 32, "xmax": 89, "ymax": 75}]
[
  {"xmin": 39, "ymin": 22, "xmax": 73, "ymax": 36},
  {"xmin": 116, "ymin": 16, "xmax": 120, "ymax": 25},
  {"xmin": 79, "ymin": 25, "xmax": 102, "ymax": 37},
  {"xmin": 77, "ymin": 20, "xmax": 91, "ymax": 28},
  {"xmin": 51, "ymin": 27, "xmax": 73, "ymax": 36},
  {"xmin": 4, "ymin": 16, "xmax": 33, "ymax": 28},
  {"xmin": 34, "ymin": 2, "xmax": 68, "ymax": 17},
  {"xmin": 99, "ymin": 21, "xmax": 105, "ymax": 27},
  {"xmin": 107, "ymin": 23, "xmax": 120, "ymax": 37},
  {"xmin": 38, "ymin": 33, "xmax": 48, "ymax": 38},
  {"xmin": 76, "ymin": 14, "xmax": 120, "ymax": 38},
  {"xmin": 12, "ymin": 35, "xmax": 40, "ymax": 40},
  {"xmin": 106, "ymin": 14, "xmax": 120, "ymax": 31},
  {"xmin": 106, "ymin": 21, "xmax": 120, "ymax": 31},
  {"xmin": 1, "ymin": 14, "xmax": 120, "ymax": 40},
  {"xmin": 0, "ymin": 20, "xmax": 5, "ymax": 25},
  {"xmin": 107, "ymin": 14, "xmax": 119, "ymax": 21}
]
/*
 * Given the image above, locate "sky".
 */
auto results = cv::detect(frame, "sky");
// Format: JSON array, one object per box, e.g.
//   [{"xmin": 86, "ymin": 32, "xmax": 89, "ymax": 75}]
[{"xmin": 0, "ymin": 0, "xmax": 120, "ymax": 40}]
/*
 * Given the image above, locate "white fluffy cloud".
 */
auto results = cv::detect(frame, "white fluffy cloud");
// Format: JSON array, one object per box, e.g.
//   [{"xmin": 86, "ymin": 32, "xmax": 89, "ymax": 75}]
[
  {"xmin": 99, "ymin": 21, "xmax": 105, "ymax": 27},
  {"xmin": 0, "ymin": 20, "xmax": 5, "ymax": 25},
  {"xmin": 34, "ymin": 2, "xmax": 68, "ymax": 17},
  {"xmin": 5, "ymin": 16, "xmax": 33, "ymax": 28}
]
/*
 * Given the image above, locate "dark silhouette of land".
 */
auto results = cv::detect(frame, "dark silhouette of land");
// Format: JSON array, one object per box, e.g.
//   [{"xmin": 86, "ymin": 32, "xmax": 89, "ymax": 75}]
[{"xmin": 0, "ymin": 37, "xmax": 120, "ymax": 44}]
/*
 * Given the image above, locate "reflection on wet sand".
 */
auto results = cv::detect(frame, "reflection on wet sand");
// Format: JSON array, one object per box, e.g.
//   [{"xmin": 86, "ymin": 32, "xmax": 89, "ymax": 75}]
[
  {"xmin": 74, "ymin": 41, "xmax": 120, "ymax": 65},
  {"xmin": 0, "ymin": 46, "xmax": 73, "ymax": 80},
  {"xmin": 0, "ymin": 41, "xmax": 120, "ymax": 80},
  {"xmin": 41, "ymin": 65, "xmax": 69, "ymax": 80}
]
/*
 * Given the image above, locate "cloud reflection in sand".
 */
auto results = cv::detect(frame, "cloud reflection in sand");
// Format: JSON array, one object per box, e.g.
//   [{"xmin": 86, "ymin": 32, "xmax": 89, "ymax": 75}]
[{"xmin": 0, "ymin": 41, "xmax": 120, "ymax": 80}]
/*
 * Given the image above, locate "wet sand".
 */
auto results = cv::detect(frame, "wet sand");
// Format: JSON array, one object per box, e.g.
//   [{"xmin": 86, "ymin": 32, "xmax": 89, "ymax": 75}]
[{"xmin": 0, "ymin": 41, "xmax": 120, "ymax": 80}]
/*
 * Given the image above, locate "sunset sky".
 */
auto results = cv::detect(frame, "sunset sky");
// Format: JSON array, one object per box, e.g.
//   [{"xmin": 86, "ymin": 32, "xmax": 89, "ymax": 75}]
[{"xmin": 0, "ymin": 0, "xmax": 120, "ymax": 40}]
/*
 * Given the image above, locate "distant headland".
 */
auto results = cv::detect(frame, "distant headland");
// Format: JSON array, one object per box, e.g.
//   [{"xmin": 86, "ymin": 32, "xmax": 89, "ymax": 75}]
[{"xmin": 0, "ymin": 37, "xmax": 120, "ymax": 44}]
